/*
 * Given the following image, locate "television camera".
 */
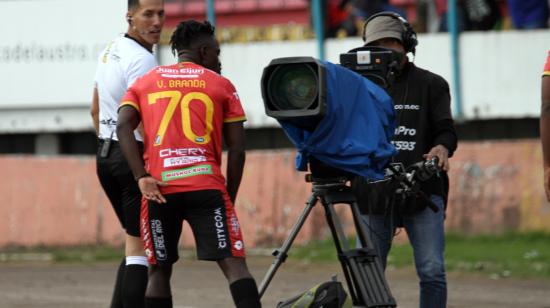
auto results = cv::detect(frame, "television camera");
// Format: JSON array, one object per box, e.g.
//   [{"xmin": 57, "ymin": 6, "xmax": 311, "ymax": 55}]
[{"xmin": 257, "ymin": 47, "xmax": 408, "ymax": 307}]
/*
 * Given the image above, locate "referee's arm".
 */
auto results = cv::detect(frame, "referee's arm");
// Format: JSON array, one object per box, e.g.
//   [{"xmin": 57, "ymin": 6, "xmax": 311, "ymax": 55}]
[
  {"xmin": 117, "ymin": 105, "xmax": 146, "ymax": 178},
  {"xmin": 117, "ymin": 105, "xmax": 167, "ymax": 204},
  {"xmin": 91, "ymin": 87, "xmax": 100, "ymax": 135},
  {"xmin": 540, "ymin": 73, "xmax": 550, "ymax": 201}
]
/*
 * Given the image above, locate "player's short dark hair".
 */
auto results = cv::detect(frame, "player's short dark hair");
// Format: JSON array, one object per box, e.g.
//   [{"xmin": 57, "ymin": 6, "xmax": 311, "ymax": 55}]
[
  {"xmin": 128, "ymin": 0, "xmax": 140, "ymax": 10},
  {"xmin": 170, "ymin": 20, "xmax": 216, "ymax": 56}
]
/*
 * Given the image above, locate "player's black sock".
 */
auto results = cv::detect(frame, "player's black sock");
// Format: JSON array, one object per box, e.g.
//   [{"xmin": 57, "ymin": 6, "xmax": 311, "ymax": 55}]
[
  {"xmin": 109, "ymin": 258, "xmax": 126, "ymax": 308},
  {"xmin": 229, "ymin": 278, "xmax": 262, "ymax": 308},
  {"xmin": 144, "ymin": 297, "xmax": 173, "ymax": 308},
  {"xmin": 122, "ymin": 264, "xmax": 148, "ymax": 308}
]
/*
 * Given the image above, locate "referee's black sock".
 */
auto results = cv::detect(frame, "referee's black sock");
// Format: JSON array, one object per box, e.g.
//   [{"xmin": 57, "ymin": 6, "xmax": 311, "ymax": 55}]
[
  {"xmin": 229, "ymin": 278, "xmax": 262, "ymax": 308},
  {"xmin": 109, "ymin": 258, "xmax": 126, "ymax": 308},
  {"xmin": 144, "ymin": 297, "xmax": 173, "ymax": 308},
  {"xmin": 122, "ymin": 256, "xmax": 148, "ymax": 308}
]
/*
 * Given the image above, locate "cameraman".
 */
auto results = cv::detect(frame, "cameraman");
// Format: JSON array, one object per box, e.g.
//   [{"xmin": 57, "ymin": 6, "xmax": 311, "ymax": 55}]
[{"xmin": 352, "ymin": 12, "xmax": 457, "ymax": 308}]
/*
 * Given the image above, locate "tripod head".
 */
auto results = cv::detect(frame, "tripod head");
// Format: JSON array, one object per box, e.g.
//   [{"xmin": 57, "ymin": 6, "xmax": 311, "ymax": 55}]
[{"xmin": 305, "ymin": 158, "xmax": 354, "ymax": 188}]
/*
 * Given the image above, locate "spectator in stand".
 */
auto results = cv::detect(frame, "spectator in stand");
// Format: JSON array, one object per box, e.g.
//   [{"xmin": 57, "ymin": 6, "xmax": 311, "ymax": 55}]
[
  {"xmin": 351, "ymin": 0, "xmax": 407, "ymax": 20},
  {"xmin": 436, "ymin": 0, "xmax": 501, "ymax": 32},
  {"xmin": 309, "ymin": 0, "xmax": 357, "ymax": 38},
  {"xmin": 312, "ymin": 0, "xmax": 410, "ymax": 38},
  {"xmin": 508, "ymin": 0, "xmax": 549, "ymax": 29}
]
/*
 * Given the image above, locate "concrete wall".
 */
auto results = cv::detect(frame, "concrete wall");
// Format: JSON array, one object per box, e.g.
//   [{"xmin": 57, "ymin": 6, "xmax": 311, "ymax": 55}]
[
  {"xmin": 1, "ymin": 139, "xmax": 548, "ymax": 248},
  {"xmin": 1, "ymin": 16, "xmax": 549, "ymax": 133}
]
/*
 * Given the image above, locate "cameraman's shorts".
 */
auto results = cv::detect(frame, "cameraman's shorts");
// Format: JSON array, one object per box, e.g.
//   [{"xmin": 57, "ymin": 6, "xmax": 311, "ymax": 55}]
[
  {"xmin": 96, "ymin": 140, "xmax": 142, "ymax": 237},
  {"xmin": 141, "ymin": 189, "xmax": 246, "ymax": 265}
]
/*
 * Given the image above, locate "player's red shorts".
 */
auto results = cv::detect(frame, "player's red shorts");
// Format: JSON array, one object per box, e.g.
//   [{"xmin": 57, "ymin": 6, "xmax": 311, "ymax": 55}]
[{"xmin": 141, "ymin": 189, "xmax": 246, "ymax": 265}]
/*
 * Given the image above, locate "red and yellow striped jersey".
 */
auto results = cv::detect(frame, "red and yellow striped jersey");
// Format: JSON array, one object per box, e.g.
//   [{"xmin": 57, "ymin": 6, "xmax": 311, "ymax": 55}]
[{"xmin": 121, "ymin": 62, "xmax": 246, "ymax": 194}]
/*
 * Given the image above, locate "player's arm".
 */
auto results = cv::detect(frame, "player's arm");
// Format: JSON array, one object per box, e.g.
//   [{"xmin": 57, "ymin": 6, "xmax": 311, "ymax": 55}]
[
  {"xmin": 540, "ymin": 75, "xmax": 550, "ymax": 201},
  {"xmin": 117, "ymin": 105, "xmax": 167, "ymax": 203},
  {"xmin": 223, "ymin": 121, "xmax": 246, "ymax": 204},
  {"xmin": 91, "ymin": 87, "xmax": 99, "ymax": 135}
]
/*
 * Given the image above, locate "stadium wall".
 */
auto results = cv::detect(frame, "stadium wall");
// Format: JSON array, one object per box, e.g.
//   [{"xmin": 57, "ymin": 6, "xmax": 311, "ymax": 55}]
[
  {"xmin": 1, "ymin": 9, "xmax": 548, "ymax": 133},
  {"xmin": 0, "ymin": 139, "xmax": 548, "ymax": 248}
]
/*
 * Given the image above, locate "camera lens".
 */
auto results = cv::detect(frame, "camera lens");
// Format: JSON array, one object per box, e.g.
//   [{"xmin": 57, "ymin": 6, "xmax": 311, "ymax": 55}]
[{"xmin": 267, "ymin": 63, "xmax": 318, "ymax": 110}]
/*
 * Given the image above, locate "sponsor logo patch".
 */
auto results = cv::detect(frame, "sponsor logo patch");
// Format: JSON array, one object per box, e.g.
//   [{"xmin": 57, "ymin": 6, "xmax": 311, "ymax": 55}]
[
  {"xmin": 163, "ymin": 156, "xmax": 206, "ymax": 168},
  {"xmin": 230, "ymin": 216, "xmax": 240, "ymax": 234},
  {"xmin": 214, "ymin": 207, "xmax": 227, "ymax": 249},
  {"xmin": 150, "ymin": 219, "xmax": 167, "ymax": 261},
  {"xmin": 161, "ymin": 164, "xmax": 213, "ymax": 181},
  {"xmin": 159, "ymin": 148, "xmax": 207, "ymax": 157}
]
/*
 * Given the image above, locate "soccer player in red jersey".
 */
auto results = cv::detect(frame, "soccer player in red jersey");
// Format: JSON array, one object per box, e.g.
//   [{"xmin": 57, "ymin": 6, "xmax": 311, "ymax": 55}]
[
  {"xmin": 116, "ymin": 20, "xmax": 261, "ymax": 308},
  {"xmin": 541, "ymin": 51, "xmax": 550, "ymax": 201}
]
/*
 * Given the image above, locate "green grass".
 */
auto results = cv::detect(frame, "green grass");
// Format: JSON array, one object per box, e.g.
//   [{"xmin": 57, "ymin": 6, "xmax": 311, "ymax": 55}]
[
  {"xmin": 0, "ymin": 245, "xmax": 124, "ymax": 263},
  {"xmin": 2, "ymin": 232, "xmax": 550, "ymax": 280},
  {"xmin": 288, "ymin": 232, "xmax": 550, "ymax": 280}
]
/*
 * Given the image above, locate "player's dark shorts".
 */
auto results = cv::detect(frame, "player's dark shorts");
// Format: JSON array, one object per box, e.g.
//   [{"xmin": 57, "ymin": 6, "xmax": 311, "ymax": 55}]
[
  {"xmin": 141, "ymin": 189, "xmax": 246, "ymax": 265},
  {"xmin": 96, "ymin": 139, "xmax": 143, "ymax": 237}
]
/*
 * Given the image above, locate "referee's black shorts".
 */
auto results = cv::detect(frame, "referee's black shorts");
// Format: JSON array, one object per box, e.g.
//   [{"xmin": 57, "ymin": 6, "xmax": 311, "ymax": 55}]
[{"xmin": 96, "ymin": 139, "xmax": 143, "ymax": 237}]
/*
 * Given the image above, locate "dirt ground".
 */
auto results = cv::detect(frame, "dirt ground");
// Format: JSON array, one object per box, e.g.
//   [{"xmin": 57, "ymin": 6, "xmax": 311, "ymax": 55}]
[{"xmin": 0, "ymin": 256, "xmax": 549, "ymax": 308}]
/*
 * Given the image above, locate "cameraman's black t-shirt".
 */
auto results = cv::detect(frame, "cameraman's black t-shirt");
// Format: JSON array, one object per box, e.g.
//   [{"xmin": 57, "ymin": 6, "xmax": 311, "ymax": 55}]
[{"xmin": 388, "ymin": 62, "xmax": 458, "ymax": 199}]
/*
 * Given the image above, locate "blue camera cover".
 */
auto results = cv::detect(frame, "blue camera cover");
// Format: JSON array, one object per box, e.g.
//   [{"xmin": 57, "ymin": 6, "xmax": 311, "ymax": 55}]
[{"xmin": 280, "ymin": 61, "xmax": 397, "ymax": 180}]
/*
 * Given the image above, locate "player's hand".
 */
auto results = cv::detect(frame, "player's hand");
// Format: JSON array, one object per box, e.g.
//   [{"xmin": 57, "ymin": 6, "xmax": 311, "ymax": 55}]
[
  {"xmin": 423, "ymin": 144, "xmax": 450, "ymax": 171},
  {"xmin": 544, "ymin": 167, "xmax": 550, "ymax": 202},
  {"xmin": 138, "ymin": 176, "xmax": 168, "ymax": 204}
]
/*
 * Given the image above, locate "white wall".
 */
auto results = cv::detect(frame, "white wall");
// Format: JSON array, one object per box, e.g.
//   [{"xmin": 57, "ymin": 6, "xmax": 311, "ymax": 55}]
[
  {"xmin": 0, "ymin": 0, "xmax": 126, "ymax": 132},
  {"xmin": 0, "ymin": 0, "xmax": 548, "ymax": 134},
  {"xmin": 0, "ymin": 0, "xmax": 126, "ymax": 108},
  {"xmin": 162, "ymin": 30, "xmax": 549, "ymax": 127}
]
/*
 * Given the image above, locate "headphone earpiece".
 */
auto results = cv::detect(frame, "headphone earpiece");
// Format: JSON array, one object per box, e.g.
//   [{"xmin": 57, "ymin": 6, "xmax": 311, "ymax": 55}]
[{"xmin": 363, "ymin": 12, "xmax": 418, "ymax": 55}]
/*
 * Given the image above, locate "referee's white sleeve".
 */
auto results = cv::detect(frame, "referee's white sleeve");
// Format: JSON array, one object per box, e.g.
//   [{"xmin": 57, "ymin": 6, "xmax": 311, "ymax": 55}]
[{"xmin": 126, "ymin": 54, "xmax": 158, "ymax": 88}]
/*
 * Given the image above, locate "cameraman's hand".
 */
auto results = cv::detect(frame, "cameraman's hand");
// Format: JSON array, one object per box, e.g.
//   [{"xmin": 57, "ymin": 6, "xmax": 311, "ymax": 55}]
[
  {"xmin": 424, "ymin": 145, "xmax": 449, "ymax": 171},
  {"xmin": 138, "ymin": 176, "xmax": 168, "ymax": 204}
]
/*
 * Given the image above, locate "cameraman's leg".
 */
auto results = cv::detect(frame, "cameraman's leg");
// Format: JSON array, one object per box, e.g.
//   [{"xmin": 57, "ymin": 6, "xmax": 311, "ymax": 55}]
[
  {"xmin": 359, "ymin": 213, "xmax": 396, "ymax": 268},
  {"xmin": 403, "ymin": 195, "xmax": 447, "ymax": 308}
]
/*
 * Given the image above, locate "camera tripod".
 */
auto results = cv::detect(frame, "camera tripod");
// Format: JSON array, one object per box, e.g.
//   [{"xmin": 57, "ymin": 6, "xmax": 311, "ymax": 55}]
[{"xmin": 258, "ymin": 174, "xmax": 397, "ymax": 308}]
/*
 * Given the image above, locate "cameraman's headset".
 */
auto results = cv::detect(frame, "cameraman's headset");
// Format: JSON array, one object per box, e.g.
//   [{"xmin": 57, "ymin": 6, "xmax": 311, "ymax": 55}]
[{"xmin": 362, "ymin": 12, "xmax": 418, "ymax": 56}]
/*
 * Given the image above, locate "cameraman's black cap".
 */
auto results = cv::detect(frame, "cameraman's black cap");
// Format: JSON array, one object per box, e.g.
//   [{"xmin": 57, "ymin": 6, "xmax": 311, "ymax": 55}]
[{"xmin": 363, "ymin": 15, "xmax": 404, "ymax": 45}]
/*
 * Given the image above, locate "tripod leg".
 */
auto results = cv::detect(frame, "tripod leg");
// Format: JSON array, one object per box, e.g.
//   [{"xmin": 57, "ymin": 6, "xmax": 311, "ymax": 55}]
[
  {"xmin": 321, "ymin": 196, "xmax": 396, "ymax": 307},
  {"xmin": 321, "ymin": 198, "xmax": 364, "ymax": 304},
  {"xmin": 352, "ymin": 200, "xmax": 397, "ymax": 307},
  {"xmin": 258, "ymin": 193, "xmax": 319, "ymax": 298}
]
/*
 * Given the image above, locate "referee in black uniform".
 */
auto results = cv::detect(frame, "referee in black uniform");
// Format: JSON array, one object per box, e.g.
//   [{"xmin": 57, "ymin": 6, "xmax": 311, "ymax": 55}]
[{"xmin": 90, "ymin": 1, "xmax": 164, "ymax": 307}]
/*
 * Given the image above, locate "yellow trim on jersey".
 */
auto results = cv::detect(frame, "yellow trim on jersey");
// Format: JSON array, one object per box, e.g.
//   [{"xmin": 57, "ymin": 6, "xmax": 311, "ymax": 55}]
[
  {"xmin": 224, "ymin": 116, "xmax": 247, "ymax": 123},
  {"xmin": 543, "ymin": 71, "xmax": 550, "ymax": 77},
  {"xmin": 120, "ymin": 101, "xmax": 141, "ymax": 112}
]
